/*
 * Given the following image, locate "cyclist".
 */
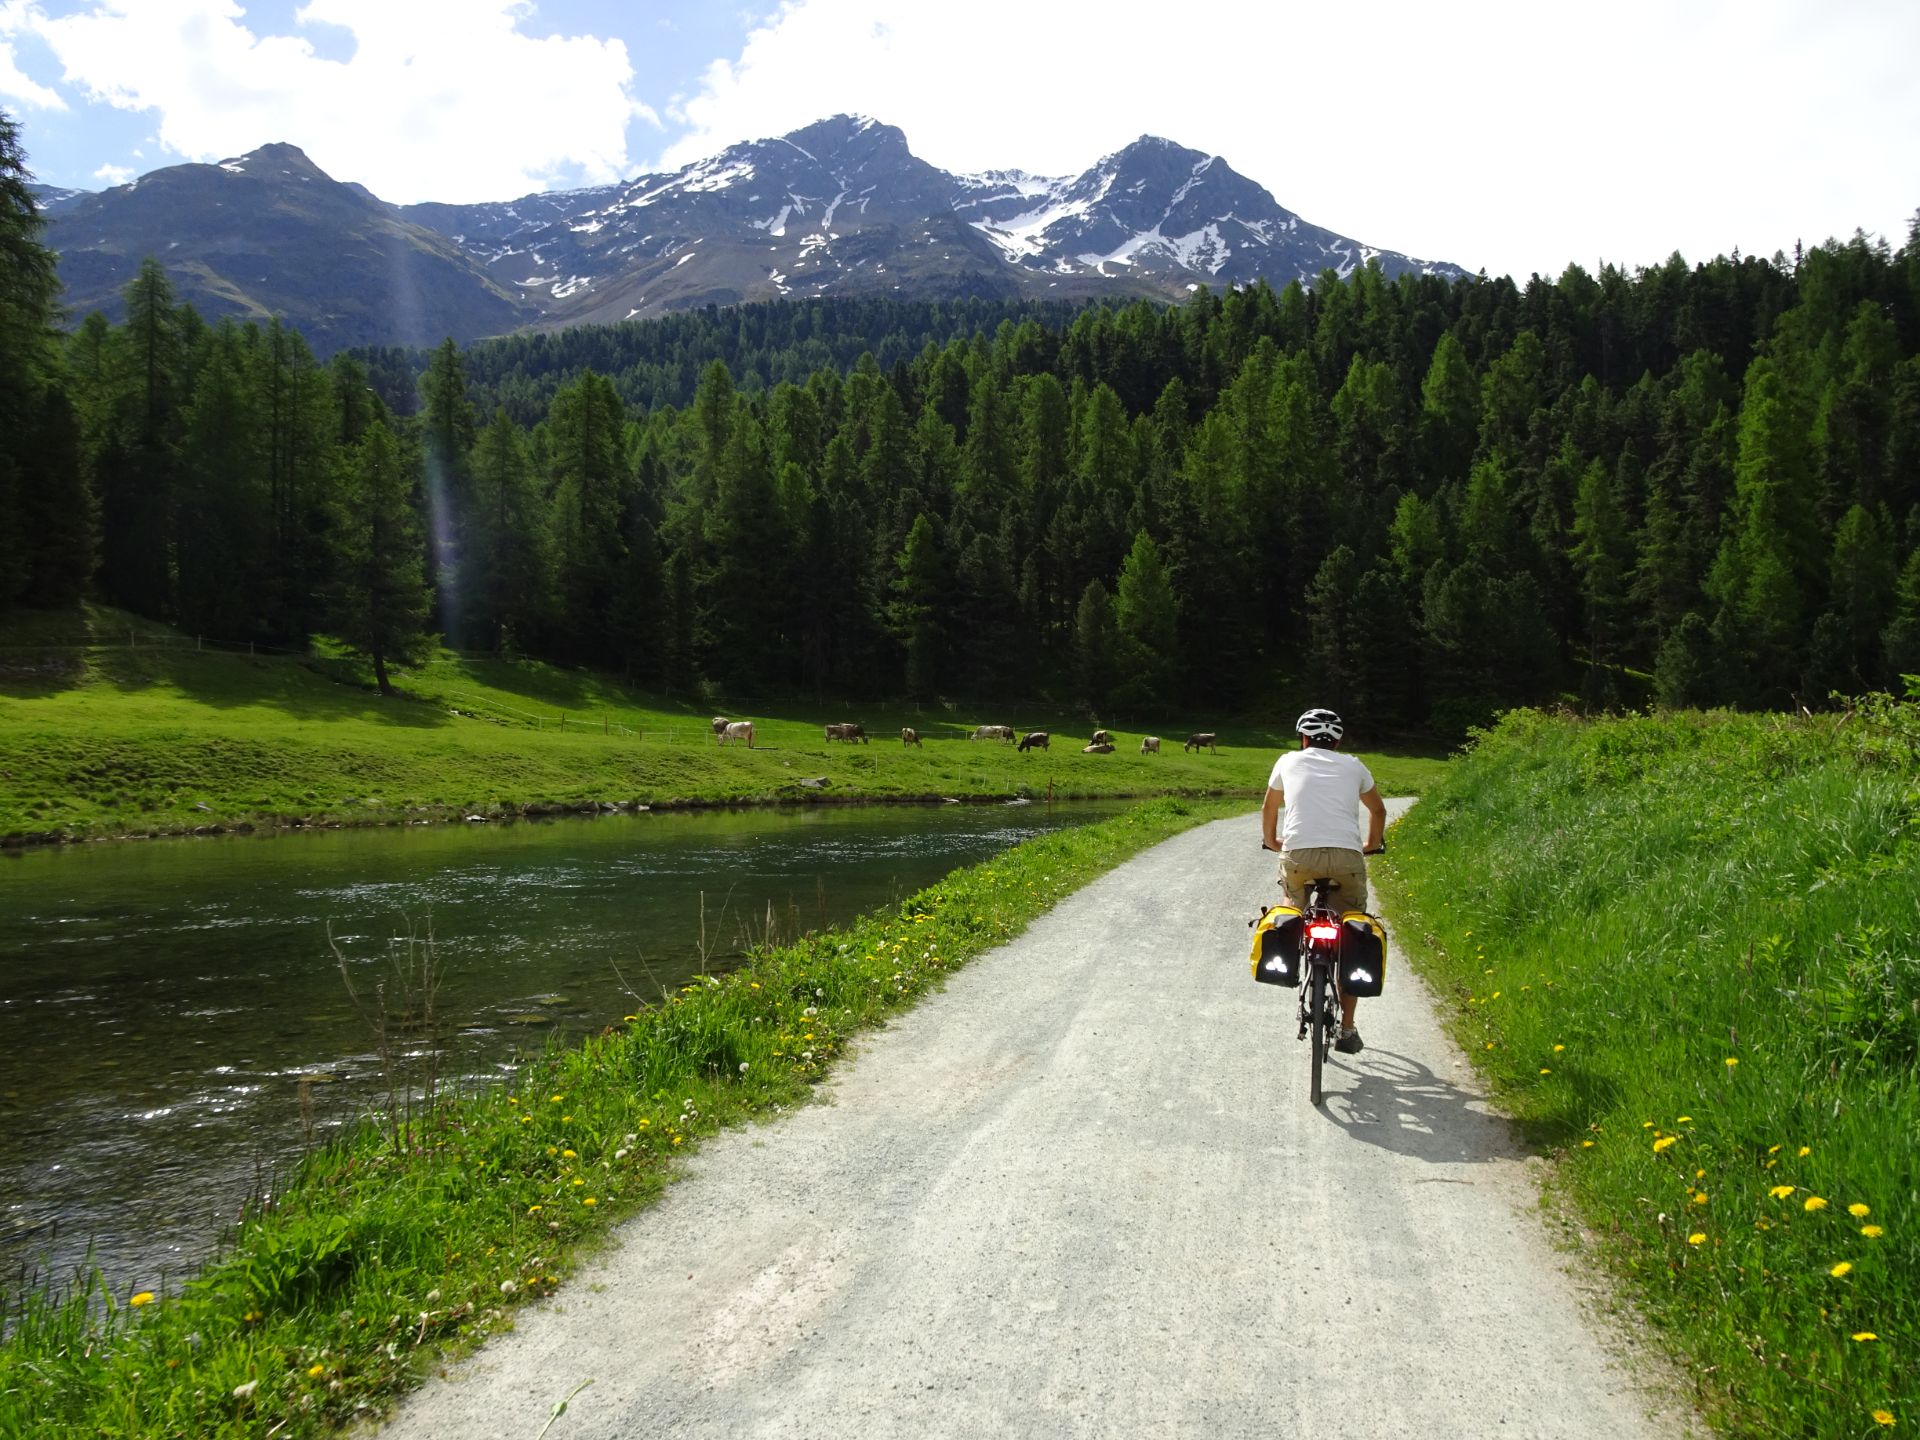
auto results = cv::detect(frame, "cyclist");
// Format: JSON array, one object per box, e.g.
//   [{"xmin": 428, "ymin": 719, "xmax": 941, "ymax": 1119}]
[{"xmin": 1260, "ymin": 707, "xmax": 1387, "ymax": 1054}]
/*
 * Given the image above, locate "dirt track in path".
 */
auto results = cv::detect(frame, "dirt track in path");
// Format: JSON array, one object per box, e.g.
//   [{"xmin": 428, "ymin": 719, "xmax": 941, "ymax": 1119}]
[{"xmin": 374, "ymin": 805, "xmax": 1694, "ymax": 1439}]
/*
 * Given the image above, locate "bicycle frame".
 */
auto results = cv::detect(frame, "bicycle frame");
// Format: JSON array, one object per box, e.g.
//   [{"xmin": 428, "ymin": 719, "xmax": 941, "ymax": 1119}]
[{"xmin": 1295, "ymin": 879, "xmax": 1345, "ymax": 1106}]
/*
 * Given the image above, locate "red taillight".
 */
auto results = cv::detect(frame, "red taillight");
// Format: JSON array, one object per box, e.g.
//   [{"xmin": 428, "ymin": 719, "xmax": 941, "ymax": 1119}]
[{"xmin": 1308, "ymin": 923, "xmax": 1340, "ymax": 941}]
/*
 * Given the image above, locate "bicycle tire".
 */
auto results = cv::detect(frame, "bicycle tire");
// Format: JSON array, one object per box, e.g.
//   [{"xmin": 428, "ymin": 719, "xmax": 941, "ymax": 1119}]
[{"xmin": 1308, "ymin": 964, "xmax": 1327, "ymax": 1106}]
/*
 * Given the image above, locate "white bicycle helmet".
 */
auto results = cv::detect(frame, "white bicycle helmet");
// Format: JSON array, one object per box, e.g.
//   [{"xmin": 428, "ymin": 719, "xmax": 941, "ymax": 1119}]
[{"xmin": 1295, "ymin": 707, "xmax": 1344, "ymax": 743}]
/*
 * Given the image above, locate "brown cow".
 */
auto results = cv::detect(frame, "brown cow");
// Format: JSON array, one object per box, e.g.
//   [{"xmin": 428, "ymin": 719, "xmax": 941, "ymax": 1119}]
[
  {"xmin": 1017, "ymin": 731, "xmax": 1050, "ymax": 752},
  {"xmin": 971, "ymin": 724, "xmax": 1015, "ymax": 742},
  {"xmin": 1140, "ymin": 735, "xmax": 1161, "ymax": 755},
  {"xmin": 720, "ymin": 720, "xmax": 755, "ymax": 748},
  {"xmin": 1183, "ymin": 732, "xmax": 1217, "ymax": 753},
  {"xmin": 901, "ymin": 726, "xmax": 921, "ymax": 746},
  {"xmin": 824, "ymin": 722, "xmax": 868, "ymax": 743},
  {"xmin": 1082, "ymin": 741, "xmax": 1115, "ymax": 754},
  {"xmin": 710, "ymin": 716, "xmax": 730, "ymax": 737},
  {"xmin": 1089, "ymin": 729, "xmax": 1111, "ymax": 746}
]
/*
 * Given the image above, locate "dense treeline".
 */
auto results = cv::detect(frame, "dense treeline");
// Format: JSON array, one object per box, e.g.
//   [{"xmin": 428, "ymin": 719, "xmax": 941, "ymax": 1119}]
[
  {"xmin": 355, "ymin": 296, "xmax": 1104, "ymax": 426},
  {"xmin": 6, "ymin": 111, "xmax": 1920, "ymax": 725}
]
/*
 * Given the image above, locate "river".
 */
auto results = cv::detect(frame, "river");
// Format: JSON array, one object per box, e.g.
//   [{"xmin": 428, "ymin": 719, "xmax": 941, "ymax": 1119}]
[{"xmin": 0, "ymin": 801, "xmax": 1128, "ymax": 1294}]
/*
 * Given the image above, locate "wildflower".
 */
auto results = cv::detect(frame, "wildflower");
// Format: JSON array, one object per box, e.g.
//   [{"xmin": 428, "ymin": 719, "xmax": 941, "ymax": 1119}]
[
  {"xmin": 1769, "ymin": 1185, "xmax": 1795, "ymax": 1199},
  {"xmin": 623, "ymin": 1014, "xmax": 637, "ymax": 1022},
  {"xmin": 1553, "ymin": 1044, "xmax": 1565, "ymax": 1052},
  {"xmin": 562, "ymin": 1114, "xmax": 572, "ymax": 1123},
  {"xmin": 527, "ymin": 1206, "xmax": 541, "ymax": 1215},
  {"xmin": 1687, "ymin": 1233, "xmax": 1706, "ymax": 1245},
  {"xmin": 561, "ymin": 1149, "xmax": 576, "ymax": 1159},
  {"xmin": 638, "ymin": 1119, "xmax": 649, "ymax": 1129},
  {"xmin": 1872, "ymin": 1411, "xmax": 1894, "ymax": 1427},
  {"xmin": 551, "ymin": 1095, "xmax": 564, "ymax": 1103},
  {"xmin": 583, "ymin": 1197, "xmax": 597, "ymax": 1207},
  {"xmin": 1581, "ymin": 1140, "xmax": 1594, "ymax": 1149},
  {"xmin": 1804, "ymin": 1196, "xmax": 1829, "ymax": 1212},
  {"xmin": 1653, "ymin": 1136, "xmax": 1677, "ymax": 1152},
  {"xmin": 129, "ymin": 1292, "xmax": 155, "ymax": 1307},
  {"xmin": 308, "ymin": 1364, "xmax": 326, "ymax": 1378},
  {"xmin": 501, "ymin": 1280, "xmax": 517, "ymax": 1296},
  {"xmin": 672, "ymin": 1136, "xmax": 682, "ymax": 1146},
  {"xmin": 1862, "ymin": 1225, "xmax": 1885, "ymax": 1239},
  {"xmin": 1850, "ymin": 1204, "xmax": 1871, "ymax": 1218},
  {"xmin": 1692, "ymin": 1192, "xmax": 1708, "ymax": 1206},
  {"xmin": 1855, "ymin": 1332, "xmax": 1880, "ymax": 1342},
  {"xmin": 546, "ymin": 1146, "xmax": 558, "ymax": 1156},
  {"xmin": 1725, "ymin": 1056, "xmax": 1738, "ymax": 1067},
  {"xmin": 233, "ymin": 1381, "xmax": 259, "ymax": 1400},
  {"xmin": 1798, "ymin": 1146, "xmax": 1811, "ymax": 1157},
  {"xmin": 571, "ymin": 1178, "xmax": 584, "ymax": 1187},
  {"xmin": 1768, "ymin": 1144, "xmax": 1781, "ymax": 1154},
  {"xmin": 507, "ymin": 1097, "xmax": 519, "ymax": 1106},
  {"xmin": 1676, "ymin": 1115, "xmax": 1693, "ymax": 1124},
  {"xmin": 739, "ymin": 1062, "xmax": 749, "ymax": 1073},
  {"xmin": 1830, "ymin": 1261, "xmax": 1853, "ymax": 1277},
  {"xmin": 1540, "ymin": 1068, "xmax": 1551, "ymax": 1075}
]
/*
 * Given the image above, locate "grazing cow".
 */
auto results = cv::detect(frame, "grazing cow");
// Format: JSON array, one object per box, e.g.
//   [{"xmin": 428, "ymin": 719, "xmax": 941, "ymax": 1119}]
[
  {"xmin": 971, "ymin": 724, "xmax": 1015, "ymax": 742},
  {"xmin": 1140, "ymin": 735, "xmax": 1161, "ymax": 755},
  {"xmin": 710, "ymin": 716, "xmax": 730, "ymax": 737},
  {"xmin": 1089, "ymin": 729, "xmax": 1111, "ymax": 747},
  {"xmin": 1017, "ymin": 731, "xmax": 1050, "ymax": 752},
  {"xmin": 824, "ymin": 722, "xmax": 868, "ymax": 744},
  {"xmin": 720, "ymin": 720, "xmax": 755, "ymax": 748},
  {"xmin": 1082, "ymin": 742, "xmax": 1115, "ymax": 754},
  {"xmin": 1183, "ymin": 732, "xmax": 1218, "ymax": 753},
  {"xmin": 900, "ymin": 726, "xmax": 921, "ymax": 746}
]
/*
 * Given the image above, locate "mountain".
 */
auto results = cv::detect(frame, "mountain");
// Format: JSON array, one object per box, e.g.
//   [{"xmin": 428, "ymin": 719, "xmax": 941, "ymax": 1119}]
[
  {"xmin": 43, "ymin": 144, "xmax": 526, "ymax": 354},
  {"xmin": 43, "ymin": 119, "xmax": 1466, "ymax": 353}
]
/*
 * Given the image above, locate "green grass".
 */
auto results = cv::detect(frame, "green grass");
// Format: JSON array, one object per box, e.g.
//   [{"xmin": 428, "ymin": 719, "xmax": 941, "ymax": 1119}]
[
  {"xmin": 0, "ymin": 794, "xmax": 1241, "ymax": 1438},
  {"xmin": 1374, "ymin": 703, "xmax": 1919, "ymax": 1437},
  {"xmin": 0, "ymin": 606, "xmax": 1447, "ymax": 841}
]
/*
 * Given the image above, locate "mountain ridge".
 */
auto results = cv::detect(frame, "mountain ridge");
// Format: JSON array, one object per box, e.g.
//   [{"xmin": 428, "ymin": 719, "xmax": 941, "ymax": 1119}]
[{"xmin": 42, "ymin": 116, "xmax": 1467, "ymax": 354}]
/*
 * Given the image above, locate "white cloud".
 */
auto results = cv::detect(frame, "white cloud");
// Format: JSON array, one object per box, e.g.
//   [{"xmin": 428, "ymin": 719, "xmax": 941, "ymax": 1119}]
[
  {"xmin": 0, "ymin": 1, "xmax": 65, "ymax": 108},
  {"xmin": 659, "ymin": 0, "xmax": 1920, "ymax": 282},
  {"xmin": 90, "ymin": 158, "xmax": 130, "ymax": 183},
  {"xmin": 22, "ymin": 0, "xmax": 650, "ymax": 202}
]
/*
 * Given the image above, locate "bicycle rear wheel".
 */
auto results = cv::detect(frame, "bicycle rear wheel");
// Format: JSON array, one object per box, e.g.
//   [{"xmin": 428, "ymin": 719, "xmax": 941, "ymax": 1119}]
[{"xmin": 1308, "ymin": 965, "xmax": 1328, "ymax": 1105}]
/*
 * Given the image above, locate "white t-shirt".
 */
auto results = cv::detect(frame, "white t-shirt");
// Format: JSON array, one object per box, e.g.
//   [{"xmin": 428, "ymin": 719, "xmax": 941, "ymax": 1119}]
[{"xmin": 1268, "ymin": 747, "xmax": 1375, "ymax": 851}]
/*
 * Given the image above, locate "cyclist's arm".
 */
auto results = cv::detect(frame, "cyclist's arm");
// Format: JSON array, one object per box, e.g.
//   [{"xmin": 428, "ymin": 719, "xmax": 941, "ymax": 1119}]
[
  {"xmin": 1261, "ymin": 786, "xmax": 1283, "ymax": 851},
  {"xmin": 1361, "ymin": 785, "xmax": 1387, "ymax": 852}
]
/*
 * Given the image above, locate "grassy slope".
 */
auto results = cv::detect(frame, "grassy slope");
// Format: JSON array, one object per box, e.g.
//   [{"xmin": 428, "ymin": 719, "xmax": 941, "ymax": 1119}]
[
  {"xmin": 0, "ymin": 607, "xmax": 1447, "ymax": 840},
  {"xmin": 1375, "ymin": 705, "xmax": 1918, "ymax": 1437},
  {"xmin": 0, "ymin": 795, "xmax": 1238, "ymax": 1439}
]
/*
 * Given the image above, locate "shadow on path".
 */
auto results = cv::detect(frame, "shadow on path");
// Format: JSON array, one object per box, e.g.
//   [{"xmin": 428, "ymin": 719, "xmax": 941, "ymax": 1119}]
[{"xmin": 1315, "ymin": 1047, "xmax": 1522, "ymax": 1166}]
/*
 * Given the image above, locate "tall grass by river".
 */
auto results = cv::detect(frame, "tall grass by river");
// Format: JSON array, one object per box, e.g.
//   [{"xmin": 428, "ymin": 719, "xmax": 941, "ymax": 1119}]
[
  {"xmin": 0, "ymin": 796, "xmax": 1237, "ymax": 1439},
  {"xmin": 1377, "ymin": 702, "xmax": 1919, "ymax": 1437}
]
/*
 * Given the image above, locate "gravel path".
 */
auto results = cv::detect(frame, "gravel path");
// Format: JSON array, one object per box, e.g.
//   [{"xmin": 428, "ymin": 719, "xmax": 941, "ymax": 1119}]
[{"xmin": 374, "ymin": 806, "xmax": 1691, "ymax": 1439}]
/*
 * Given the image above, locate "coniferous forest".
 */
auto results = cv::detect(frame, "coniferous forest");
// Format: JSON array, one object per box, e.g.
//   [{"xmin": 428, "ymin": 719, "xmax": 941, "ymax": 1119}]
[{"xmin": 6, "ymin": 115, "xmax": 1920, "ymax": 729}]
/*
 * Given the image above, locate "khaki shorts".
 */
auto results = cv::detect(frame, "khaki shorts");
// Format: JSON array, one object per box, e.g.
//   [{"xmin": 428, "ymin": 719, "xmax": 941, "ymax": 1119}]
[{"xmin": 1278, "ymin": 846, "xmax": 1369, "ymax": 911}]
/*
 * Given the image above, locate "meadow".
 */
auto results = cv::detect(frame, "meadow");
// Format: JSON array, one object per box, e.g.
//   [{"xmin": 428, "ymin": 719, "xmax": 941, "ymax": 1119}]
[
  {"xmin": 1375, "ymin": 700, "xmax": 1919, "ymax": 1437},
  {"xmin": 0, "ymin": 606, "xmax": 1446, "ymax": 842}
]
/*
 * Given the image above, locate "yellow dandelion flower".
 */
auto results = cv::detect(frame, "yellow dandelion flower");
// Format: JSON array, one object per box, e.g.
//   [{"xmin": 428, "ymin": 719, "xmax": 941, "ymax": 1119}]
[
  {"xmin": 1862, "ymin": 1225, "xmax": 1885, "ymax": 1238},
  {"xmin": 1540, "ymin": 1068, "xmax": 1552, "ymax": 1075},
  {"xmin": 1581, "ymin": 1140, "xmax": 1595, "ymax": 1149},
  {"xmin": 583, "ymin": 1197, "xmax": 597, "ymax": 1207},
  {"xmin": 1687, "ymin": 1232, "xmax": 1706, "ymax": 1245},
  {"xmin": 1653, "ymin": 1136, "xmax": 1678, "ymax": 1152},
  {"xmin": 1724, "ymin": 1056, "xmax": 1739, "ymax": 1067},
  {"xmin": 672, "ymin": 1135, "xmax": 682, "ymax": 1146},
  {"xmin": 561, "ymin": 1149, "xmax": 576, "ymax": 1159},
  {"xmin": 506, "ymin": 1097, "xmax": 519, "ymax": 1106},
  {"xmin": 1692, "ymin": 1192, "xmax": 1709, "ymax": 1205},
  {"xmin": 527, "ymin": 1205, "xmax": 542, "ymax": 1214},
  {"xmin": 546, "ymin": 1146, "xmax": 558, "ymax": 1156},
  {"xmin": 1798, "ymin": 1146, "xmax": 1811, "ymax": 1157},
  {"xmin": 308, "ymin": 1364, "xmax": 325, "ymax": 1379},
  {"xmin": 638, "ymin": 1119, "xmax": 649, "ymax": 1129},
  {"xmin": 1755, "ymin": 1219, "xmax": 1773, "ymax": 1231},
  {"xmin": 1850, "ymin": 1204, "xmax": 1871, "ymax": 1218},
  {"xmin": 571, "ymin": 1177, "xmax": 584, "ymax": 1187},
  {"xmin": 1642, "ymin": 1121, "xmax": 1656, "ymax": 1129},
  {"xmin": 1872, "ymin": 1410, "xmax": 1893, "ymax": 1427},
  {"xmin": 1767, "ymin": 1144, "xmax": 1781, "ymax": 1154},
  {"xmin": 1553, "ymin": 1044, "xmax": 1565, "ymax": 1052},
  {"xmin": 1805, "ymin": 1196, "xmax": 1829, "ymax": 1212},
  {"xmin": 1769, "ymin": 1185, "xmax": 1796, "ymax": 1199},
  {"xmin": 551, "ymin": 1095, "xmax": 564, "ymax": 1103},
  {"xmin": 1695, "ymin": 1169, "xmax": 1706, "ymax": 1179},
  {"xmin": 1677, "ymin": 1115, "xmax": 1693, "ymax": 1124},
  {"xmin": 1830, "ymin": 1261, "xmax": 1853, "ymax": 1277},
  {"xmin": 129, "ymin": 1292, "xmax": 155, "ymax": 1307},
  {"xmin": 1855, "ymin": 1332, "xmax": 1880, "ymax": 1342}
]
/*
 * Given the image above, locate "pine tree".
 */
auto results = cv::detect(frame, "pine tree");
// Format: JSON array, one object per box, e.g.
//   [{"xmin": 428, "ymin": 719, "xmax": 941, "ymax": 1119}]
[
  {"xmin": 1569, "ymin": 457, "xmax": 1634, "ymax": 704},
  {"xmin": 466, "ymin": 410, "xmax": 551, "ymax": 652},
  {"xmin": 890, "ymin": 514, "xmax": 946, "ymax": 701},
  {"xmin": 1072, "ymin": 579, "xmax": 1116, "ymax": 713},
  {"xmin": 1111, "ymin": 530, "xmax": 1177, "ymax": 711},
  {"xmin": 329, "ymin": 419, "xmax": 431, "ymax": 695},
  {"xmin": 417, "ymin": 337, "xmax": 478, "ymax": 642}
]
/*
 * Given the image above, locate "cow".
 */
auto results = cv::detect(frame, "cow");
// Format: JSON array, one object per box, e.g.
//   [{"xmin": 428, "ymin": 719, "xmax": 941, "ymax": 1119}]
[
  {"xmin": 900, "ymin": 727, "xmax": 921, "ymax": 746},
  {"xmin": 1082, "ymin": 741, "xmax": 1115, "ymax": 754},
  {"xmin": 971, "ymin": 724, "xmax": 1015, "ymax": 742},
  {"xmin": 720, "ymin": 720, "xmax": 755, "ymax": 748},
  {"xmin": 1140, "ymin": 735, "xmax": 1161, "ymax": 755},
  {"xmin": 1089, "ymin": 729, "xmax": 1111, "ymax": 747},
  {"xmin": 824, "ymin": 722, "xmax": 868, "ymax": 744},
  {"xmin": 1183, "ymin": 732, "xmax": 1218, "ymax": 753},
  {"xmin": 1017, "ymin": 731, "xmax": 1049, "ymax": 752},
  {"xmin": 710, "ymin": 716, "xmax": 730, "ymax": 737}
]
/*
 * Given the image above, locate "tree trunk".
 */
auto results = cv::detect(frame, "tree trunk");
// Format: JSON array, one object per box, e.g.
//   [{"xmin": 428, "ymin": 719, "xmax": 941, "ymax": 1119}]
[{"xmin": 373, "ymin": 649, "xmax": 393, "ymax": 696}]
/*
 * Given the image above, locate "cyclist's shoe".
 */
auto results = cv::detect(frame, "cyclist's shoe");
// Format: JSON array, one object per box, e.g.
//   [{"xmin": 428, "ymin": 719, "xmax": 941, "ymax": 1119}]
[{"xmin": 1334, "ymin": 1027, "xmax": 1364, "ymax": 1055}]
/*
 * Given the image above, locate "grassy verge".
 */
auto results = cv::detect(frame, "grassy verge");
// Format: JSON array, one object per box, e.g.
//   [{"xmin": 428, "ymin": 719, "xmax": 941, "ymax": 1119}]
[
  {"xmin": 0, "ymin": 794, "xmax": 1241, "ymax": 1438},
  {"xmin": 1373, "ymin": 702, "xmax": 1919, "ymax": 1437},
  {"xmin": 0, "ymin": 606, "xmax": 1447, "ymax": 842}
]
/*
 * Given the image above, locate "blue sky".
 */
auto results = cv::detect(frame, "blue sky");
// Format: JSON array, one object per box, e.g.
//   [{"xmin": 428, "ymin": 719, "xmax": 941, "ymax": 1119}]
[{"xmin": 3, "ymin": 0, "xmax": 1917, "ymax": 283}]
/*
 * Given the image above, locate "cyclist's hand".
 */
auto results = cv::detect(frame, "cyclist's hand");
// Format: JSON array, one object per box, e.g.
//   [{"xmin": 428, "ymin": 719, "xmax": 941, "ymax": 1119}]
[
  {"xmin": 1363, "ymin": 841, "xmax": 1387, "ymax": 856},
  {"xmin": 1260, "ymin": 838, "xmax": 1281, "ymax": 852}
]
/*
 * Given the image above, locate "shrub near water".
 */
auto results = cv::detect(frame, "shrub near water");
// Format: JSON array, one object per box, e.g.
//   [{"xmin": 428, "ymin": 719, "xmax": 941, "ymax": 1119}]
[
  {"xmin": 1377, "ymin": 704, "xmax": 1919, "ymax": 1437},
  {"xmin": 0, "ymin": 796, "xmax": 1234, "ymax": 1439}
]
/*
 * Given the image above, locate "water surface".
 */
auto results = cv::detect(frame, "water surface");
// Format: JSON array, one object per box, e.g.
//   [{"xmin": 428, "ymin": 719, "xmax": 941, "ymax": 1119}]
[{"xmin": 0, "ymin": 801, "xmax": 1126, "ymax": 1291}]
